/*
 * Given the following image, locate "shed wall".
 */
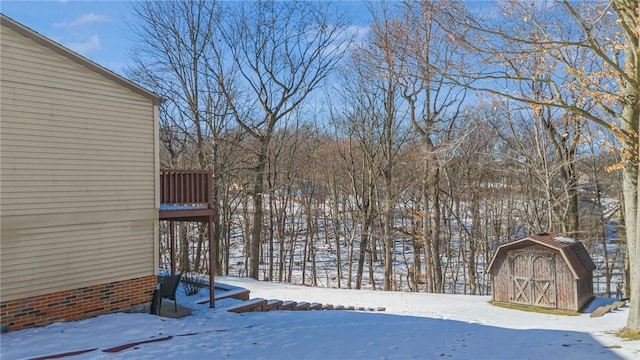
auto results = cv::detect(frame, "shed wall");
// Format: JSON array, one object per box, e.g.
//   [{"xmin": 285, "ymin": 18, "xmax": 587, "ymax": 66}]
[
  {"xmin": 553, "ymin": 250, "xmax": 576, "ymax": 311},
  {"xmin": 0, "ymin": 24, "xmax": 158, "ymax": 302},
  {"xmin": 491, "ymin": 254, "xmax": 510, "ymax": 303},
  {"xmin": 577, "ymin": 273, "xmax": 594, "ymax": 311},
  {"xmin": 491, "ymin": 244, "xmax": 581, "ymax": 311}
]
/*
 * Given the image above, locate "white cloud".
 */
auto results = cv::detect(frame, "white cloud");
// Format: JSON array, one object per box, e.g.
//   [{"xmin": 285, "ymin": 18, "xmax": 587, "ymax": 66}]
[
  {"xmin": 53, "ymin": 13, "xmax": 109, "ymax": 28},
  {"xmin": 67, "ymin": 34, "xmax": 101, "ymax": 54},
  {"xmin": 346, "ymin": 24, "xmax": 370, "ymax": 40}
]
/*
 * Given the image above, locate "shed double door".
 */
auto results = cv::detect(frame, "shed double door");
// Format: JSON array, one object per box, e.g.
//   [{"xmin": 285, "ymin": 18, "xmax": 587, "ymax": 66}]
[{"xmin": 508, "ymin": 251, "xmax": 556, "ymax": 308}]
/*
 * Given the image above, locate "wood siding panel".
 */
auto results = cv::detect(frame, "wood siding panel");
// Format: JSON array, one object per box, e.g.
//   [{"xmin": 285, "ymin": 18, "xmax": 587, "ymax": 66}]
[
  {"xmin": 0, "ymin": 24, "xmax": 158, "ymax": 301},
  {"xmin": 491, "ymin": 243, "xmax": 583, "ymax": 311},
  {"xmin": 491, "ymin": 256, "xmax": 510, "ymax": 303},
  {"xmin": 554, "ymin": 256, "xmax": 575, "ymax": 310},
  {"xmin": 576, "ymin": 275, "xmax": 594, "ymax": 310}
]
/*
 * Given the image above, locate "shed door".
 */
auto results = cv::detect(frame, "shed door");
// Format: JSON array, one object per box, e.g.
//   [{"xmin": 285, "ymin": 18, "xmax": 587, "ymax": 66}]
[{"xmin": 508, "ymin": 251, "xmax": 556, "ymax": 308}]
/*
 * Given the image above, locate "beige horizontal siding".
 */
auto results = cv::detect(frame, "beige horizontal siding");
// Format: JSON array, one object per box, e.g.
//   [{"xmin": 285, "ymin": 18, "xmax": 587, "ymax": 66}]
[{"xmin": 1, "ymin": 22, "xmax": 159, "ymax": 302}]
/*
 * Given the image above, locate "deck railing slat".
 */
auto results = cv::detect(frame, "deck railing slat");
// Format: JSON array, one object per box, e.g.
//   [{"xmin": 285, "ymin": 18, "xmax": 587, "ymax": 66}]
[{"xmin": 160, "ymin": 169, "xmax": 212, "ymax": 207}]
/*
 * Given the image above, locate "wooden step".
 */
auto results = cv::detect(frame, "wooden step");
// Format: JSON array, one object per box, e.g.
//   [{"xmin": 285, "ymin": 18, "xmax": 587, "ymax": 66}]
[
  {"xmin": 223, "ymin": 296, "xmax": 385, "ymax": 314},
  {"xmin": 295, "ymin": 302, "xmax": 310, "ymax": 310},
  {"xmin": 611, "ymin": 301, "xmax": 626, "ymax": 310},
  {"xmin": 215, "ymin": 288, "xmax": 251, "ymax": 301},
  {"xmin": 227, "ymin": 298, "xmax": 267, "ymax": 313},
  {"xmin": 281, "ymin": 301, "xmax": 297, "ymax": 310},
  {"xmin": 197, "ymin": 288, "xmax": 251, "ymax": 304},
  {"xmin": 590, "ymin": 305, "xmax": 612, "ymax": 318},
  {"xmin": 266, "ymin": 299, "xmax": 283, "ymax": 310}
]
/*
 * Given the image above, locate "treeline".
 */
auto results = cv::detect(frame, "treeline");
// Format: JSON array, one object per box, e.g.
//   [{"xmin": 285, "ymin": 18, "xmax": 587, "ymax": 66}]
[
  {"xmin": 127, "ymin": 0, "xmax": 637, "ymax": 299},
  {"xmin": 158, "ymin": 112, "xmax": 623, "ymax": 295}
]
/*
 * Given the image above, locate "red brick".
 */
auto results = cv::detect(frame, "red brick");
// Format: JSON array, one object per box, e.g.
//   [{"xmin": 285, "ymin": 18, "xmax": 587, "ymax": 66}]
[{"xmin": 1, "ymin": 275, "xmax": 156, "ymax": 331}]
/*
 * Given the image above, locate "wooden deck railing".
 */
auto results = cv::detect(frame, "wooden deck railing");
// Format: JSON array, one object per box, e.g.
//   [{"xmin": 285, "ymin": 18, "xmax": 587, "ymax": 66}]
[
  {"xmin": 159, "ymin": 169, "xmax": 216, "ymax": 308},
  {"xmin": 160, "ymin": 169, "xmax": 213, "ymax": 206}
]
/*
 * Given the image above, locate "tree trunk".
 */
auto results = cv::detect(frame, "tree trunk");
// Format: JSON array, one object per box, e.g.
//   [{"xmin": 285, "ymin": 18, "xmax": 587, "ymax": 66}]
[
  {"xmin": 356, "ymin": 215, "xmax": 370, "ymax": 290},
  {"xmin": 330, "ymin": 197, "xmax": 343, "ymax": 288},
  {"xmin": 632, "ymin": 155, "xmax": 640, "ymax": 330},
  {"xmin": 423, "ymin": 172, "xmax": 433, "ymax": 293},
  {"xmin": 368, "ymin": 237, "xmax": 377, "ymax": 290},
  {"xmin": 430, "ymin": 168, "xmax": 443, "ymax": 292},
  {"xmin": 624, "ymin": 145, "xmax": 639, "ymax": 329},
  {"xmin": 347, "ymin": 231, "xmax": 355, "ymax": 289},
  {"xmin": 620, "ymin": 33, "xmax": 639, "ymax": 327},
  {"xmin": 249, "ymin": 146, "xmax": 267, "ymax": 279},
  {"xmin": 384, "ymin": 176, "xmax": 393, "ymax": 290},
  {"xmin": 412, "ymin": 234, "xmax": 422, "ymax": 292},
  {"xmin": 212, "ymin": 141, "xmax": 223, "ymax": 275},
  {"xmin": 469, "ymin": 195, "xmax": 480, "ymax": 295},
  {"xmin": 180, "ymin": 225, "xmax": 191, "ymax": 273}
]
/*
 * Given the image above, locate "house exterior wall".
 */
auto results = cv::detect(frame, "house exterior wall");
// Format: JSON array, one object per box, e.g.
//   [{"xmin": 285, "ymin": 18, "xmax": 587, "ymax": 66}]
[{"xmin": 0, "ymin": 18, "xmax": 160, "ymax": 330}]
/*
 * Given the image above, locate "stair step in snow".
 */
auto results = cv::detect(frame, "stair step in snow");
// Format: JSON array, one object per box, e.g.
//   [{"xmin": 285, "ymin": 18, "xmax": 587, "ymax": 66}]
[
  {"xmin": 295, "ymin": 302, "xmax": 310, "ymax": 310},
  {"xmin": 227, "ymin": 298, "xmax": 267, "ymax": 313},
  {"xmin": 266, "ymin": 299, "xmax": 283, "ymax": 310},
  {"xmin": 590, "ymin": 305, "xmax": 612, "ymax": 318},
  {"xmin": 611, "ymin": 301, "xmax": 626, "ymax": 310},
  {"xmin": 281, "ymin": 301, "xmax": 297, "ymax": 310}
]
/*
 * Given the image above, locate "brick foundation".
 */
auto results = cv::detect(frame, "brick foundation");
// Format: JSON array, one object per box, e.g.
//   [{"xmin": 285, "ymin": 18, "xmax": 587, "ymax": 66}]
[{"xmin": 1, "ymin": 275, "xmax": 157, "ymax": 332}]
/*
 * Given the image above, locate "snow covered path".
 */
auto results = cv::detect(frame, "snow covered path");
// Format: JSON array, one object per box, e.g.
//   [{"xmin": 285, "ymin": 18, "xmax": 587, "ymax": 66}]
[{"xmin": 1, "ymin": 276, "xmax": 638, "ymax": 359}]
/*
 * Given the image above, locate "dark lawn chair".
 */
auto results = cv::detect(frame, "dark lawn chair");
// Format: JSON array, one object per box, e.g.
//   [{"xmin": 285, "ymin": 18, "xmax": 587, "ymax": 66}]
[{"xmin": 159, "ymin": 273, "xmax": 181, "ymax": 313}]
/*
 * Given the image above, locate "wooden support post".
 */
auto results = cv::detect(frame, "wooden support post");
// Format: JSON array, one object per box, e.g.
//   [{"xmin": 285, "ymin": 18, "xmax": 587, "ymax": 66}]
[
  {"xmin": 170, "ymin": 221, "xmax": 175, "ymax": 276},
  {"xmin": 209, "ymin": 215, "xmax": 215, "ymax": 308}
]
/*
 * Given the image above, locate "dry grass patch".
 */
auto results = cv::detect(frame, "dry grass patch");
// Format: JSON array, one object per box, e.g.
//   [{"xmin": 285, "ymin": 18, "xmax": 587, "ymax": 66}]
[
  {"xmin": 489, "ymin": 301, "xmax": 580, "ymax": 316},
  {"xmin": 617, "ymin": 328, "xmax": 640, "ymax": 341}
]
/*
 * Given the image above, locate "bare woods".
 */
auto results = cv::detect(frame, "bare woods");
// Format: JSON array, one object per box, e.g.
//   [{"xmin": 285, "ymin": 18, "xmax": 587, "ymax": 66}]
[{"xmin": 127, "ymin": 0, "xmax": 639, "ymax": 329}]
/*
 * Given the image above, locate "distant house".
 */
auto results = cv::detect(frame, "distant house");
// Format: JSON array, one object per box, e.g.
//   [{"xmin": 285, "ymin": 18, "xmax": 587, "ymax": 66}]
[
  {"xmin": 487, "ymin": 232, "xmax": 596, "ymax": 312},
  {"xmin": 0, "ymin": 15, "xmax": 162, "ymax": 331}
]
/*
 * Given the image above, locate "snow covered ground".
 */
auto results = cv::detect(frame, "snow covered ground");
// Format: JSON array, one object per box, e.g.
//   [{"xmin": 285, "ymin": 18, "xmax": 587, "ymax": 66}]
[{"xmin": 1, "ymin": 276, "xmax": 638, "ymax": 359}]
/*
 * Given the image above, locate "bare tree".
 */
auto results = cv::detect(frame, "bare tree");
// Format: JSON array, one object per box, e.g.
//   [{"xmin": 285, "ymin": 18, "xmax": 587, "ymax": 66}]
[
  {"xmin": 128, "ymin": 0, "xmax": 235, "ymax": 280},
  {"xmin": 331, "ymin": 59, "xmax": 382, "ymax": 289},
  {"xmin": 387, "ymin": 0, "xmax": 468, "ymax": 293},
  {"xmin": 360, "ymin": 3, "xmax": 410, "ymax": 290},
  {"xmin": 212, "ymin": 0, "xmax": 352, "ymax": 279},
  {"xmin": 438, "ymin": 0, "xmax": 638, "ymax": 330}
]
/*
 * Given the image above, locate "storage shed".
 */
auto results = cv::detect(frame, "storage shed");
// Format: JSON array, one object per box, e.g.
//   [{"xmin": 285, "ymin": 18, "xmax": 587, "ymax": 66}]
[{"xmin": 487, "ymin": 232, "xmax": 596, "ymax": 312}]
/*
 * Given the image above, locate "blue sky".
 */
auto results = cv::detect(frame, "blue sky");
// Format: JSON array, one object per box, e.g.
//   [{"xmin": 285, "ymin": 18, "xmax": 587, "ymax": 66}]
[
  {"xmin": 1, "ymin": 1, "xmax": 139, "ymax": 74},
  {"xmin": 1, "ymin": 0, "xmax": 372, "ymax": 77}
]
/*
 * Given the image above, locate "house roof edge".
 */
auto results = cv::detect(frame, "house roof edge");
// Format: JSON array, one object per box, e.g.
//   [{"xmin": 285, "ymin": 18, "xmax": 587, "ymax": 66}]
[{"xmin": 1, "ymin": 14, "xmax": 164, "ymax": 106}]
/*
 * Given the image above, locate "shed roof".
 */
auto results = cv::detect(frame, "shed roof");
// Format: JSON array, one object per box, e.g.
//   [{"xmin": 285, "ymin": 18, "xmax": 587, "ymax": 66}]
[
  {"xmin": 487, "ymin": 232, "xmax": 596, "ymax": 280},
  {"xmin": 1, "ymin": 14, "xmax": 163, "ymax": 105}
]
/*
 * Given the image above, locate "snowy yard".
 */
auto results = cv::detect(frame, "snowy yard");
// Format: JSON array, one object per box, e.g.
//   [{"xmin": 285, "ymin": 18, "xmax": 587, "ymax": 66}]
[{"xmin": 1, "ymin": 276, "xmax": 638, "ymax": 360}]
